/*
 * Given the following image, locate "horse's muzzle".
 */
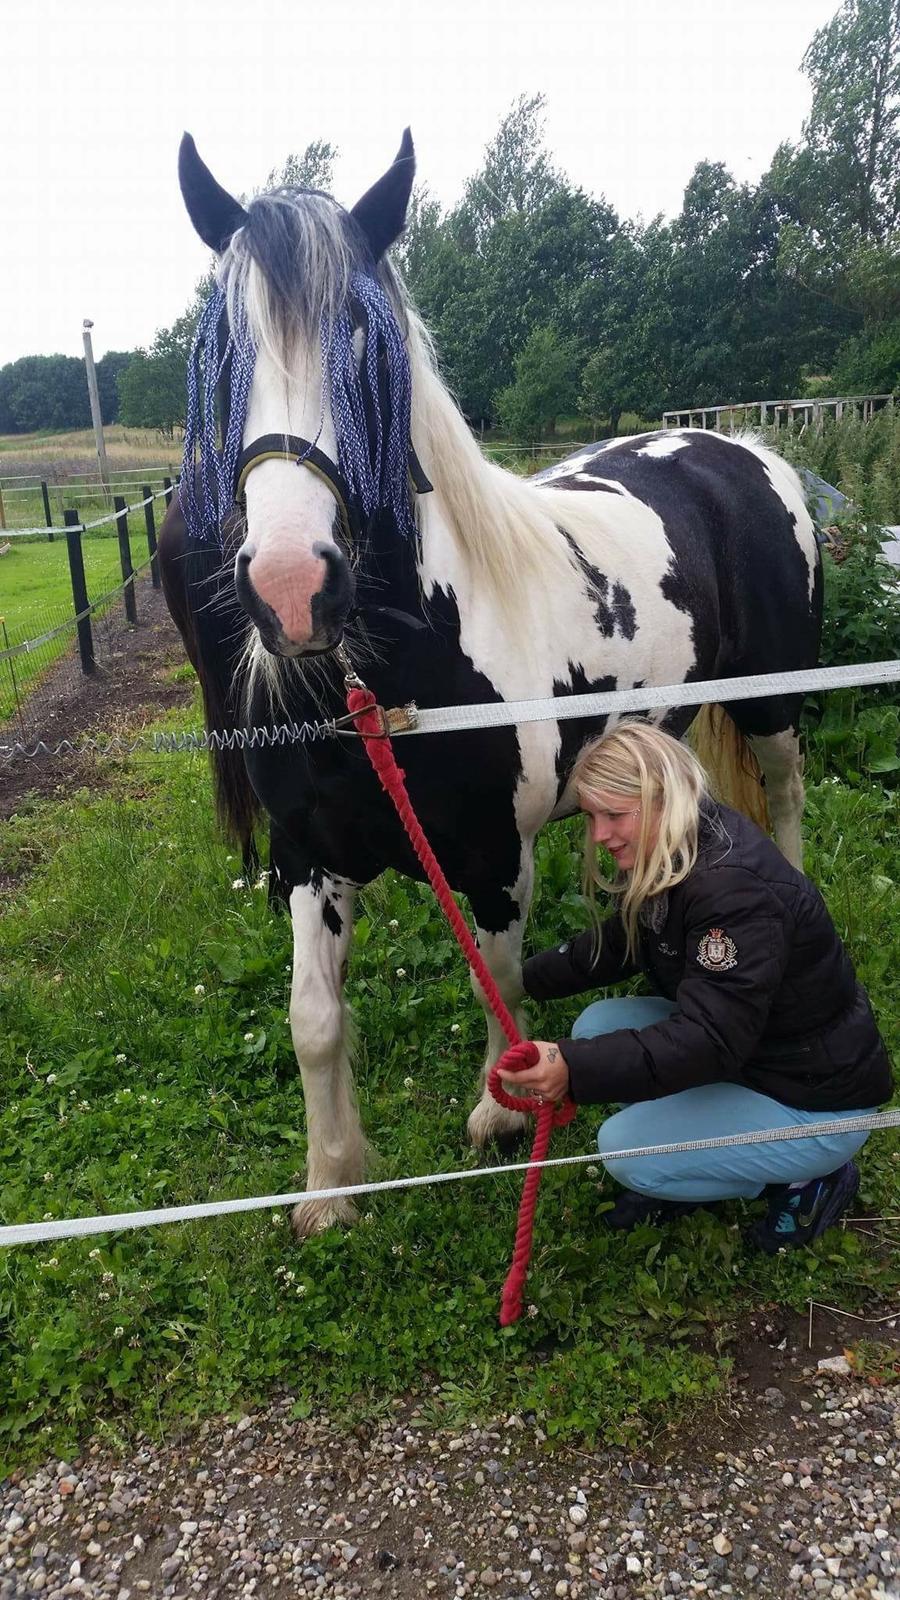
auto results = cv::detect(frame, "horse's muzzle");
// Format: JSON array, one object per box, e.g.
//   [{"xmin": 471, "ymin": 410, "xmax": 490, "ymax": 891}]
[{"xmin": 235, "ymin": 540, "xmax": 355, "ymax": 656}]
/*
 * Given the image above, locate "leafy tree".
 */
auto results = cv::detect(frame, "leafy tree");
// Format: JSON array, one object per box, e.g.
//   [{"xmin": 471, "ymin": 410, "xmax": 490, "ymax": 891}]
[
  {"xmin": 494, "ymin": 325, "xmax": 579, "ymax": 440},
  {"xmin": 452, "ymin": 93, "xmax": 562, "ymax": 253},
  {"xmin": 263, "ymin": 140, "xmax": 338, "ymax": 193}
]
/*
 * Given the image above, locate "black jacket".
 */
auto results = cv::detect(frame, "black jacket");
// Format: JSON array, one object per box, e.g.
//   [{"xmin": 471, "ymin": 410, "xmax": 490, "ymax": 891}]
[{"xmin": 523, "ymin": 804, "xmax": 892, "ymax": 1112}]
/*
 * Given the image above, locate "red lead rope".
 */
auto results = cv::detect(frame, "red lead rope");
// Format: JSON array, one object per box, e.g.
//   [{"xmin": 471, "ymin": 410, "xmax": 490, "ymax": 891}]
[{"xmin": 347, "ymin": 684, "xmax": 577, "ymax": 1325}]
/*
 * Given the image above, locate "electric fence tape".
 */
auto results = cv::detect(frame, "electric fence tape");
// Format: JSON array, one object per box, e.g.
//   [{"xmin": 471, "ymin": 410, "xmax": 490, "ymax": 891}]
[{"xmin": 3, "ymin": 1110, "xmax": 899, "ymax": 1248}]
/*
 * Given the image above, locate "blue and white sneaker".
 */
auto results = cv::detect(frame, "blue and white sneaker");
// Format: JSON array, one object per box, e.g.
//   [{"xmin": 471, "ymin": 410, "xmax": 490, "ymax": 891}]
[{"xmin": 750, "ymin": 1162, "xmax": 860, "ymax": 1254}]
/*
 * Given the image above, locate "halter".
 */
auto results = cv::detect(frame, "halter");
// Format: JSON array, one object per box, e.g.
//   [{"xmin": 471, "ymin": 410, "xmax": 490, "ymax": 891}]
[{"xmin": 234, "ymin": 431, "xmax": 433, "ymax": 549}]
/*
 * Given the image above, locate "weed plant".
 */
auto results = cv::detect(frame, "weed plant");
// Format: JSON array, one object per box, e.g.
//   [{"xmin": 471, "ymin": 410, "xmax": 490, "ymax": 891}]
[{"xmin": 0, "ymin": 703, "xmax": 897, "ymax": 1472}]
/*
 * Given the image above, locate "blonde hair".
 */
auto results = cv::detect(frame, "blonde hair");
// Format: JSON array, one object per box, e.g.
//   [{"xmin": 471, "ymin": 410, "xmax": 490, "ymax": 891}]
[{"xmin": 572, "ymin": 721, "xmax": 713, "ymax": 962}]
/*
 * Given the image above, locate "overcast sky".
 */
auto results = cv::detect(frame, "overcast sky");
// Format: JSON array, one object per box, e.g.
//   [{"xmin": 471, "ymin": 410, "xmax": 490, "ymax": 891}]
[{"xmin": 3, "ymin": 0, "xmax": 838, "ymax": 368}]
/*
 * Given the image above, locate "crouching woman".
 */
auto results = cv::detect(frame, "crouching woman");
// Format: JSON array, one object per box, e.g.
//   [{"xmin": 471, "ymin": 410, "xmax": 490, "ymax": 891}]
[{"xmin": 505, "ymin": 722, "xmax": 893, "ymax": 1251}]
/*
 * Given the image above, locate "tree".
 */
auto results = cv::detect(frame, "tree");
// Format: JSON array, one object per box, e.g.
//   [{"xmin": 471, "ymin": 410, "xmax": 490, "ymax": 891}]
[
  {"xmin": 802, "ymin": 0, "xmax": 900, "ymax": 244},
  {"xmin": 494, "ymin": 325, "xmax": 579, "ymax": 440},
  {"xmin": 452, "ymin": 93, "xmax": 563, "ymax": 253},
  {"xmin": 264, "ymin": 140, "xmax": 338, "ymax": 193}
]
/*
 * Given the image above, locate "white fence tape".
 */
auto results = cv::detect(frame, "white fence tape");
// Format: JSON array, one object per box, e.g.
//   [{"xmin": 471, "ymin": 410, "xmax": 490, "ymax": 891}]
[
  {"xmin": 3, "ymin": 482, "xmax": 175, "ymax": 539},
  {"xmin": 406, "ymin": 660, "xmax": 900, "ymax": 737},
  {"xmin": 3, "ymin": 1110, "xmax": 899, "ymax": 1248}
]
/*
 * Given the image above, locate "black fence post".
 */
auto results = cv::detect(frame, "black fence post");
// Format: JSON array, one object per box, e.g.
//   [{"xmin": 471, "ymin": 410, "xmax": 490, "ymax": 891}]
[
  {"xmin": 114, "ymin": 496, "xmax": 138, "ymax": 625},
  {"xmin": 64, "ymin": 510, "xmax": 94, "ymax": 674},
  {"xmin": 142, "ymin": 486, "xmax": 160, "ymax": 589},
  {"xmin": 41, "ymin": 481, "xmax": 54, "ymax": 542},
  {"xmin": 163, "ymin": 476, "xmax": 173, "ymax": 507}
]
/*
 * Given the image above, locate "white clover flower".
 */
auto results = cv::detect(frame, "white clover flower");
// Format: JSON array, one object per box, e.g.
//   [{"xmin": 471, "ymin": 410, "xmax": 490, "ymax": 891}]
[
  {"xmin": 194, "ymin": 984, "xmax": 205, "ymax": 996},
  {"xmin": 46, "ymin": 1073, "xmax": 57, "ymax": 1085},
  {"xmin": 391, "ymin": 1244, "xmax": 404, "ymax": 1256},
  {"xmin": 585, "ymin": 1165, "xmax": 600, "ymax": 1179},
  {"xmin": 102, "ymin": 1271, "xmax": 115, "ymax": 1285},
  {"xmin": 115, "ymin": 1054, "xmax": 127, "ymax": 1064},
  {"xmin": 244, "ymin": 1032, "xmax": 254, "ymax": 1042},
  {"xmin": 363, "ymin": 1212, "xmax": 374, "ymax": 1224},
  {"xmin": 232, "ymin": 877, "xmax": 246, "ymax": 890},
  {"xmin": 89, "ymin": 1249, "xmax": 101, "ymax": 1260},
  {"xmin": 396, "ymin": 967, "xmax": 407, "ymax": 978},
  {"xmin": 271, "ymin": 1211, "xmax": 285, "ymax": 1226},
  {"xmin": 78, "ymin": 1101, "xmax": 90, "ymax": 1112},
  {"xmin": 52, "ymin": 973, "xmax": 63, "ymax": 984},
  {"xmin": 527, "ymin": 1303, "xmax": 539, "ymax": 1319},
  {"xmin": 113, "ymin": 1326, "xmax": 124, "ymax": 1338},
  {"xmin": 388, "ymin": 919, "xmax": 399, "ymax": 930},
  {"xmin": 128, "ymin": 1336, "xmax": 141, "ymax": 1348},
  {"xmin": 449, "ymin": 1098, "xmax": 458, "ymax": 1106},
  {"xmin": 450, "ymin": 1023, "xmax": 461, "ymax": 1035},
  {"xmin": 43, "ymin": 1172, "xmax": 53, "ymax": 1183},
  {"xmin": 403, "ymin": 1076, "xmax": 415, "ymax": 1090},
  {"xmin": 98, "ymin": 1291, "xmax": 110, "ymax": 1302},
  {"xmin": 42, "ymin": 1257, "xmax": 59, "ymax": 1269},
  {"xmin": 283, "ymin": 1269, "xmax": 295, "ymax": 1283},
  {"xmin": 295, "ymin": 1284, "xmax": 307, "ymax": 1297}
]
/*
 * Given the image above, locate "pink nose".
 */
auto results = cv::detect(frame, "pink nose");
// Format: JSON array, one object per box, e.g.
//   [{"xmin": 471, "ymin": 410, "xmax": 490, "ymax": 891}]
[{"xmin": 243, "ymin": 543, "xmax": 325, "ymax": 643}]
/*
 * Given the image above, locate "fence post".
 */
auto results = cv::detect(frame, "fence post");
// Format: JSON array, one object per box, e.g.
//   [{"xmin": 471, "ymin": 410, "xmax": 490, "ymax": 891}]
[
  {"xmin": 114, "ymin": 496, "xmax": 138, "ymax": 625},
  {"xmin": 41, "ymin": 481, "xmax": 54, "ymax": 542},
  {"xmin": 64, "ymin": 510, "xmax": 94, "ymax": 674},
  {"xmin": 142, "ymin": 486, "xmax": 160, "ymax": 589},
  {"xmin": 163, "ymin": 476, "xmax": 173, "ymax": 507}
]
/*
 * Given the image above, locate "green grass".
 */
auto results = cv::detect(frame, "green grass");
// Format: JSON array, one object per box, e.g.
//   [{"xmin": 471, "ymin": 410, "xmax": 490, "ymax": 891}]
[
  {"xmin": 0, "ymin": 704, "xmax": 897, "ymax": 1471},
  {"xmin": 0, "ymin": 527, "xmax": 162, "ymax": 723}
]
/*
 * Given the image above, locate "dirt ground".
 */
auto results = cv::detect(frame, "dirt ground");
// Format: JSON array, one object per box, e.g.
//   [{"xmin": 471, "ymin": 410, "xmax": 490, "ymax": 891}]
[{"xmin": 0, "ymin": 578, "xmax": 193, "ymax": 827}]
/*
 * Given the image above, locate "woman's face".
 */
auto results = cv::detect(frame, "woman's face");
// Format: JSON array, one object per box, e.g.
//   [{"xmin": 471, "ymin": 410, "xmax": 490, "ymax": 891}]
[{"xmin": 582, "ymin": 788, "xmax": 648, "ymax": 872}]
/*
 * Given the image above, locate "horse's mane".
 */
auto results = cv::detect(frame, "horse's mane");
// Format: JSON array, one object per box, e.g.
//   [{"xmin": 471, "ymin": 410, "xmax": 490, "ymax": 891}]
[{"xmin": 220, "ymin": 187, "xmax": 630, "ymax": 642}]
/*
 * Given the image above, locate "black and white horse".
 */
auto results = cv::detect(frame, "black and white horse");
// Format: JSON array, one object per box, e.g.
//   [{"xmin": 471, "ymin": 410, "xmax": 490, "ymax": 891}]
[{"xmin": 160, "ymin": 132, "xmax": 822, "ymax": 1236}]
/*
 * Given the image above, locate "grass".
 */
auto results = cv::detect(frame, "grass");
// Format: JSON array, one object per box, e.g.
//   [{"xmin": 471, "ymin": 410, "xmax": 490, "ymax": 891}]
[
  {"xmin": 0, "ymin": 700, "xmax": 897, "ymax": 1472},
  {"xmin": 0, "ymin": 536, "xmax": 157, "ymax": 724}
]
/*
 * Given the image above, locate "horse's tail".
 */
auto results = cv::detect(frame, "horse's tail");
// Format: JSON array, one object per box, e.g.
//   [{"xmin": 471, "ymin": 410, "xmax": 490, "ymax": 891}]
[
  {"xmin": 689, "ymin": 704, "xmax": 772, "ymax": 833},
  {"xmin": 158, "ymin": 492, "xmax": 262, "ymax": 866}
]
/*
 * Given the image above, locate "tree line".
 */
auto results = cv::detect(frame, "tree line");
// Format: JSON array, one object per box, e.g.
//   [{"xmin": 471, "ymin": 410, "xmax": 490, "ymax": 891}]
[{"xmin": 2, "ymin": 0, "xmax": 896, "ymax": 443}]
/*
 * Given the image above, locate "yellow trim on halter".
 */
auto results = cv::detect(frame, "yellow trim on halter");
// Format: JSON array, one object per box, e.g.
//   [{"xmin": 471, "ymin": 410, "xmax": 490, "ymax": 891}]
[{"xmin": 236, "ymin": 450, "xmax": 354, "ymax": 546}]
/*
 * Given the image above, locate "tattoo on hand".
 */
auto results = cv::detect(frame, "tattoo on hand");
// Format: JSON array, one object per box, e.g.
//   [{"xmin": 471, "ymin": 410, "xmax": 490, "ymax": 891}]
[{"xmin": 547, "ymin": 1047, "xmax": 558, "ymax": 1062}]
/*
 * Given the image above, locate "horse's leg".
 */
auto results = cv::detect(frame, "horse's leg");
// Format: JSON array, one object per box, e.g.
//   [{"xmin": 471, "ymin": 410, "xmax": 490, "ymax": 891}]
[
  {"xmin": 465, "ymin": 845, "xmax": 534, "ymax": 1149},
  {"xmin": 287, "ymin": 871, "xmax": 365, "ymax": 1237},
  {"xmin": 747, "ymin": 724, "xmax": 806, "ymax": 869}
]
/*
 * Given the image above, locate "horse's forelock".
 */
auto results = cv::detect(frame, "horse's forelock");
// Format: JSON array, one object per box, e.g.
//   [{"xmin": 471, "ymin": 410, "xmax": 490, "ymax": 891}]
[{"xmin": 221, "ymin": 190, "xmax": 361, "ymax": 368}]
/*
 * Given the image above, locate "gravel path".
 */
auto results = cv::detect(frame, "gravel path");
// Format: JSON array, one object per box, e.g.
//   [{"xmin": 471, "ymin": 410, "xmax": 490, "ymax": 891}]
[{"xmin": 3, "ymin": 1351, "xmax": 898, "ymax": 1600}]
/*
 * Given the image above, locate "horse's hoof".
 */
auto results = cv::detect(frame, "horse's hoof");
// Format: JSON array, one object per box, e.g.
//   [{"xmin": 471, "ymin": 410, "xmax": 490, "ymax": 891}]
[
  {"xmin": 467, "ymin": 1100, "xmax": 528, "ymax": 1150},
  {"xmin": 493, "ymin": 1125, "xmax": 529, "ymax": 1155},
  {"xmin": 290, "ymin": 1196, "xmax": 358, "ymax": 1237}
]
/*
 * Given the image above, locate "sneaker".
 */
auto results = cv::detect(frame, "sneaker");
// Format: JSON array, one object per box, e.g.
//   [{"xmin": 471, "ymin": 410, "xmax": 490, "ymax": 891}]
[
  {"xmin": 749, "ymin": 1162, "xmax": 860, "ymax": 1255},
  {"xmin": 604, "ymin": 1188, "xmax": 709, "ymax": 1231}
]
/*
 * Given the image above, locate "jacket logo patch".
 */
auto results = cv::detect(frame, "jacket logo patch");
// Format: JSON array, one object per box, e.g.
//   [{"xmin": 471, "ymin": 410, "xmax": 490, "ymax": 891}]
[{"xmin": 697, "ymin": 927, "xmax": 738, "ymax": 971}]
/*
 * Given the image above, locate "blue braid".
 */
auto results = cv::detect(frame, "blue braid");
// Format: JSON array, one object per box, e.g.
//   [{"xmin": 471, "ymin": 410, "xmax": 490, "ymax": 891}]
[{"xmin": 181, "ymin": 270, "xmax": 416, "ymax": 547}]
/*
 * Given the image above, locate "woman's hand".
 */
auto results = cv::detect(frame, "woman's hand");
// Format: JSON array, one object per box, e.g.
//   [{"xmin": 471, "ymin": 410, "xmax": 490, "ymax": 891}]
[{"xmin": 500, "ymin": 1040, "xmax": 571, "ymax": 1103}]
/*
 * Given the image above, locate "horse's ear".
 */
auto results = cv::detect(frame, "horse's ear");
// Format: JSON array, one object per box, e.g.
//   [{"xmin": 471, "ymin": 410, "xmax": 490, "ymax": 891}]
[
  {"xmin": 350, "ymin": 129, "xmax": 415, "ymax": 260},
  {"xmin": 179, "ymin": 133, "xmax": 248, "ymax": 254}
]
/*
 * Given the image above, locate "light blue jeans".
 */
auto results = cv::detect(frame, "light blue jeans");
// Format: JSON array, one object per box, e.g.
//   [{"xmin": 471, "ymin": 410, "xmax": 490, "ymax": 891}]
[{"xmin": 572, "ymin": 996, "xmax": 875, "ymax": 1201}]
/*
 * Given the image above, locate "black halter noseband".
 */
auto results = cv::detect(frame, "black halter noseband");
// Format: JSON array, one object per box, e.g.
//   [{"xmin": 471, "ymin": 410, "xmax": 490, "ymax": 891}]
[{"xmin": 235, "ymin": 433, "xmax": 433, "ymax": 548}]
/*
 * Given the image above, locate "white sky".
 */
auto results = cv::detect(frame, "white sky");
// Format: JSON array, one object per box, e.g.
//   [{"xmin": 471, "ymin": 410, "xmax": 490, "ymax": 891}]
[{"xmin": 2, "ymin": 0, "xmax": 838, "ymax": 368}]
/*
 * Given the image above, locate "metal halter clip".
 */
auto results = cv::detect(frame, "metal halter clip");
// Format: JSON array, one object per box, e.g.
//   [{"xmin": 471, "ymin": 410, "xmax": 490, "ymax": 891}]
[
  {"xmin": 330, "ymin": 701, "xmax": 419, "ymax": 739},
  {"xmin": 334, "ymin": 641, "xmax": 366, "ymax": 690}
]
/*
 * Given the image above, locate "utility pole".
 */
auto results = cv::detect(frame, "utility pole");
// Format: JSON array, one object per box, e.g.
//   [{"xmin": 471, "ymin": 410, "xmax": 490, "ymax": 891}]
[{"xmin": 82, "ymin": 319, "xmax": 111, "ymax": 497}]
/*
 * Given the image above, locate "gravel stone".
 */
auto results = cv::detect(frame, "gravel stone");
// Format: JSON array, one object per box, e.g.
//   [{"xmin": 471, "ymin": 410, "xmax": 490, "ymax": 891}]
[{"xmin": 2, "ymin": 1358, "xmax": 899, "ymax": 1599}]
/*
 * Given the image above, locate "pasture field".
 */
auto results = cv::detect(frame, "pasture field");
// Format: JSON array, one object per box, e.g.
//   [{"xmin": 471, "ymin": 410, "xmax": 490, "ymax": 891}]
[
  {"xmin": 0, "ymin": 705, "xmax": 897, "ymax": 1473},
  {"xmin": 0, "ymin": 426, "xmax": 180, "ymax": 533}
]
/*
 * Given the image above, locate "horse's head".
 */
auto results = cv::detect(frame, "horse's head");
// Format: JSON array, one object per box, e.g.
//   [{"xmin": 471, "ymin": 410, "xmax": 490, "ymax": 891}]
[{"xmin": 178, "ymin": 132, "xmax": 417, "ymax": 657}]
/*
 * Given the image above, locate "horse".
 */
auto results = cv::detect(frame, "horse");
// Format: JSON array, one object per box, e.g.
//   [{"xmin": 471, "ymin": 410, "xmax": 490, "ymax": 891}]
[{"xmin": 159, "ymin": 130, "xmax": 823, "ymax": 1238}]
